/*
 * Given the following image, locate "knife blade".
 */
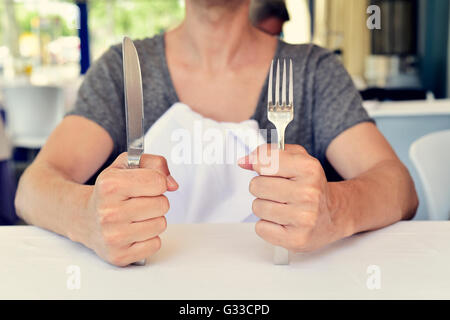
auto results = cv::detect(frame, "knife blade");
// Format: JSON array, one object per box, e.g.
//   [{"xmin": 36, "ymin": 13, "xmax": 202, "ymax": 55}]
[
  {"xmin": 122, "ymin": 36, "xmax": 146, "ymax": 266},
  {"xmin": 123, "ymin": 36, "xmax": 144, "ymax": 169}
]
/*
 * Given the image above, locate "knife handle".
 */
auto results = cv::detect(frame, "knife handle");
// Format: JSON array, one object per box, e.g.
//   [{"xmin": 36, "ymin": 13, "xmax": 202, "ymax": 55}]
[
  {"xmin": 274, "ymin": 246, "xmax": 289, "ymax": 265},
  {"xmin": 127, "ymin": 158, "xmax": 140, "ymax": 169},
  {"xmin": 133, "ymin": 259, "xmax": 146, "ymax": 266},
  {"xmin": 127, "ymin": 155, "xmax": 146, "ymax": 266}
]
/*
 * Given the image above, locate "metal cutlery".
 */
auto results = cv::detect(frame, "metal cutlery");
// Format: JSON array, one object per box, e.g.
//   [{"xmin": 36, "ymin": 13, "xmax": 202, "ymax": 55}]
[
  {"xmin": 122, "ymin": 36, "xmax": 146, "ymax": 266},
  {"xmin": 267, "ymin": 58, "xmax": 294, "ymax": 265}
]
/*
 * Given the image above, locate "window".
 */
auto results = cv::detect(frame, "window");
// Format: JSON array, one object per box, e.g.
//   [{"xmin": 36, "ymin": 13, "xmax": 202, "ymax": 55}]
[
  {"xmin": 88, "ymin": 0, "xmax": 185, "ymax": 61},
  {"xmin": 0, "ymin": 0, "xmax": 185, "ymax": 84}
]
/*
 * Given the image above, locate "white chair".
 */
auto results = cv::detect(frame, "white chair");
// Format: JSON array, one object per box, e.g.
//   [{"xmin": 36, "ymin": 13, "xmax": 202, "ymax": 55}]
[
  {"xmin": 409, "ymin": 130, "xmax": 450, "ymax": 220},
  {"xmin": 367, "ymin": 100, "xmax": 450, "ymax": 220},
  {"xmin": 2, "ymin": 85, "xmax": 64, "ymax": 149}
]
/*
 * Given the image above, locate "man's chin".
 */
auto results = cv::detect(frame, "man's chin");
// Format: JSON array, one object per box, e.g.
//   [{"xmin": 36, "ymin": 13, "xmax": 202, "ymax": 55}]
[{"xmin": 190, "ymin": 0, "xmax": 248, "ymax": 9}]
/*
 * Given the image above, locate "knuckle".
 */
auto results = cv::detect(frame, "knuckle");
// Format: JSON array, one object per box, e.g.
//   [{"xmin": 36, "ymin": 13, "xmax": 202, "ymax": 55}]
[
  {"xmin": 102, "ymin": 230, "xmax": 122, "ymax": 246},
  {"xmin": 153, "ymin": 173, "xmax": 167, "ymax": 192},
  {"xmin": 143, "ymin": 237, "xmax": 162, "ymax": 257},
  {"xmin": 153, "ymin": 156, "xmax": 168, "ymax": 169},
  {"xmin": 158, "ymin": 216, "xmax": 167, "ymax": 232},
  {"xmin": 149, "ymin": 217, "xmax": 167, "ymax": 234},
  {"xmin": 287, "ymin": 234, "xmax": 307, "ymax": 252},
  {"xmin": 252, "ymin": 199, "xmax": 270, "ymax": 217},
  {"xmin": 118, "ymin": 152, "xmax": 128, "ymax": 160},
  {"xmin": 108, "ymin": 252, "xmax": 127, "ymax": 267},
  {"xmin": 291, "ymin": 229, "xmax": 314, "ymax": 252},
  {"xmin": 290, "ymin": 144, "xmax": 306, "ymax": 154},
  {"xmin": 249, "ymin": 177, "xmax": 259, "ymax": 196},
  {"xmin": 309, "ymin": 214, "xmax": 319, "ymax": 228},
  {"xmin": 306, "ymin": 158, "xmax": 322, "ymax": 176},
  {"xmin": 252, "ymin": 199, "xmax": 274, "ymax": 215},
  {"xmin": 254, "ymin": 221, "xmax": 264, "ymax": 237},
  {"xmin": 303, "ymin": 187, "xmax": 322, "ymax": 205},
  {"xmin": 158, "ymin": 195, "xmax": 170, "ymax": 214},
  {"xmin": 97, "ymin": 206, "xmax": 118, "ymax": 225},
  {"xmin": 252, "ymin": 199, "xmax": 260, "ymax": 214},
  {"xmin": 300, "ymin": 212, "xmax": 319, "ymax": 227},
  {"xmin": 96, "ymin": 175, "xmax": 118, "ymax": 196},
  {"xmin": 152, "ymin": 236, "xmax": 162, "ymax": 251}
]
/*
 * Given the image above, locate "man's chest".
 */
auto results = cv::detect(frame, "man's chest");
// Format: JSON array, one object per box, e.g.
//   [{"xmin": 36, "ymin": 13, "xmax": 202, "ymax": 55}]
[{"xmin": 169, "ymin": 68, "xmax": 268, "ymax": 123}]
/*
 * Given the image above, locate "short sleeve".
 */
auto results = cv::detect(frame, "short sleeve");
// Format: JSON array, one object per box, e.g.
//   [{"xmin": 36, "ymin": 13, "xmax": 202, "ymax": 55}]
[
  {"xmin": 312, "ymin": 49, "xmax": 374, "ymax": 163},
  {"xmin": 66, "ymin": 45, "xmax": 126, "ymax": 157}
]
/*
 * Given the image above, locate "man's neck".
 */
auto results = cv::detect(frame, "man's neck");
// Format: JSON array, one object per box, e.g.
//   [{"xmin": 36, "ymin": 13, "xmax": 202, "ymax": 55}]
[{"xmin": 171, "ymin": 0, "xmax": 261, "ymax": 71}]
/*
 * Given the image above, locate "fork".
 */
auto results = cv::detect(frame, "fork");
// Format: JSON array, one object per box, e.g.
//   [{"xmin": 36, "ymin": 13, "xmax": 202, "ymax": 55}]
[{"xmin": 267, "ymin": 58, "xmax": 294, "ymax": 265}]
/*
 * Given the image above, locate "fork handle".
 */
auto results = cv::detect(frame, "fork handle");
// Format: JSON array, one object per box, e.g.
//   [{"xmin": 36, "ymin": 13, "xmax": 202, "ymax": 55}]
[
  {"xmin": 274, "ymin": 126, "xmax": 290, "ymax": 265},
  {"xmin": 275, "ymin": 125, "xmax": 287, "ymax": 150},
  {"xmin": 277, "ymin": 134, "xmax": 285, "ymax": 150}
]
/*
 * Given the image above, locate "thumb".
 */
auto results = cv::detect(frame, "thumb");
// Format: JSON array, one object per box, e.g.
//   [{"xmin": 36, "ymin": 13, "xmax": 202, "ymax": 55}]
[{"xmin": 110, "ymin": 152, "xmax": 178, "ymax": 191}]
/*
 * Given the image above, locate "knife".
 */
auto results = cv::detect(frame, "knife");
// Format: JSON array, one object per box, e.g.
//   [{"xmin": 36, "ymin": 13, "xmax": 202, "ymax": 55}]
[{"xmin": 122, "ymin": 36, "xmax": 146, "ymax": 266}]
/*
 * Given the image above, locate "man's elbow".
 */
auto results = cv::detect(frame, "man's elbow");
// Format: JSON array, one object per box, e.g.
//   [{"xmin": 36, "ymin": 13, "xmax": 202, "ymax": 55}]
[
  {"xmin": 14, "ymin": 169, "xmax": 29, "ymax": 222},
  {"xmin": 406, "ymin": 187, "xmax": 419, "ymax": 220},
  {"xmin": 400, "ymin": 163, "xmax": 419, "ymax": 221},
  {"xmin": 14, "ymin": 164, "xmax": 36, "ymax": 224}
]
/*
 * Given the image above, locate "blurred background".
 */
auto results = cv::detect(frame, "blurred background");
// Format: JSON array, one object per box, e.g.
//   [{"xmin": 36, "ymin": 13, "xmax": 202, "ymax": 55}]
[{"xmin": 0, "ymin": 0, "xmax": 449, "ymax": 224}]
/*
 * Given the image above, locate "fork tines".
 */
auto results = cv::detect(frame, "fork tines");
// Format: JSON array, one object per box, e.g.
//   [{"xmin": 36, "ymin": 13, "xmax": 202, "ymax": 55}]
[{"xmin": 268, "ymin": 58, "xmax": 293, "ymax": 111}]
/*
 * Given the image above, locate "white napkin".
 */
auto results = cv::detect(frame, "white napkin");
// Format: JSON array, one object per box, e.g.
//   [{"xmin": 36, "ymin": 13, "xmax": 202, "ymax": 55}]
[{"xmin": 144, "ymin": 103, "xmax": 266, "ymax": 223}]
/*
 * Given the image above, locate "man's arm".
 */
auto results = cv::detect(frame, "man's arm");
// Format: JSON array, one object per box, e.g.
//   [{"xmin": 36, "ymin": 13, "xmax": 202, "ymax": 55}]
[
  {"xmin": 15, "ymin": 115, "xmax": 113, "ymax": 239},
  {"xmin": 15, "ymin": 116, "xmax": 177, "ymax": 266},
  {"xmin": 325, "ymin": 122, "xmax": 418, "ymax": 235},
  {"xmin": 239, "ymin": 122, "xmax": 418, "ymax": 252}
]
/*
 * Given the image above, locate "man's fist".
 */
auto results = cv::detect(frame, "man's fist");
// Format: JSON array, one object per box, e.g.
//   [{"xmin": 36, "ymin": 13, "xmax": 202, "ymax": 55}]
[
  {"xmin": 79, "ymin": 152, "xmax": 178, "ymax": 266},
  {"xmin": 239, "ymin": 144, "xmax": 349, "ymax": 252}
]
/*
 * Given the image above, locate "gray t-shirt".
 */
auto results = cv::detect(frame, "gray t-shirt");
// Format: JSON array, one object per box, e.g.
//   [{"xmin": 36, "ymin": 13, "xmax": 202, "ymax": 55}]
[{"xmin": 68, "ymin": 34, "xmax": 373, "ymax": 182}]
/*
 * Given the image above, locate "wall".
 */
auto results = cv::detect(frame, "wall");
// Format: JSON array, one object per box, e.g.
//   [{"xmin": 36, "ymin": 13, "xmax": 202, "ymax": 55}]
[{"xmin": 419, "ymin": 0, "xmax": 449, "ymax": 98}]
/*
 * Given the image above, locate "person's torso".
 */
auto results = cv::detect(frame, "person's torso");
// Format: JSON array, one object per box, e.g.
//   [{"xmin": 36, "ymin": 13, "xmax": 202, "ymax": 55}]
[
  {"xmin": 133, "ymin": 34, "xmax": 313, "ymax": 149},
  {"xmin": 109, "ymin": 33, "xmax": 343, "ymax": 181}
]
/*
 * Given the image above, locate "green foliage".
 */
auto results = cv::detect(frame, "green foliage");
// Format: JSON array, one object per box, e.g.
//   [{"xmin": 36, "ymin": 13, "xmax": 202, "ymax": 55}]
[
  {"xmin": 1, "ymin": 0, "xmax": 184, "ymax": 44},
  {"xmin": 89, "ymin": 0, "xmax": 185, "ymax": 39},
  {"xmin": 0, "ymin": 0, "xmax": 185, "ymax": 61},
  {"xmin": 88, "ymin": 0, "xmax": 185, "ymax": 58}
]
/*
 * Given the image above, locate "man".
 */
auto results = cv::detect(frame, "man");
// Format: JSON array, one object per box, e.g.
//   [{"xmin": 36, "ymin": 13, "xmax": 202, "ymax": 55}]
[
  {"xmin": 250, "ymin": 0, "xmax": 290, "ymax": 36},
  {"xmin": 15, "ymin": 0, "xmax": 418, "ymax": 267}
]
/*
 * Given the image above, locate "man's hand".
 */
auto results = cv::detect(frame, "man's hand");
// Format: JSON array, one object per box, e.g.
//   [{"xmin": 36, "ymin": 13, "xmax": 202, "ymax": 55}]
[
  {"xmin": 238, "ymin": 144, "xmax": 350, "ymax": 252},
  {"xmin": 76, "ymin": 152, "xmax": 178, "ymax": 267}
]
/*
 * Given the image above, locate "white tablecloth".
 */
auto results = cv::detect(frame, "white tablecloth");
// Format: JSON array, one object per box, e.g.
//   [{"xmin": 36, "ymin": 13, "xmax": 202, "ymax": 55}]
[{"xmin": 0, "ymin": 222, "xmax": 449, "ymax": 299}]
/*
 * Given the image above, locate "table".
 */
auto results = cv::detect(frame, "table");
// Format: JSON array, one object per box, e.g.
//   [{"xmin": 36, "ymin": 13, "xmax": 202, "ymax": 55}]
[
  {"xmin": 363, "ymin": 99, "xmax": 450, "ymax": 117},
  {"xmin": 1, "ymin": 222, "xmax": 449, "ymax": 299}
]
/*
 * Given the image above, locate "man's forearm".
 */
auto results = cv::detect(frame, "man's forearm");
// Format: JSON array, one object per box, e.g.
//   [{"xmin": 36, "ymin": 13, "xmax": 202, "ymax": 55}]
[
  {"xmin": 15, "ymin": 162, "xmax": 93, "ymax": 243},
  {"xmin": 328, "ymin": 159, "xmax": 418, "ymax": 238}
]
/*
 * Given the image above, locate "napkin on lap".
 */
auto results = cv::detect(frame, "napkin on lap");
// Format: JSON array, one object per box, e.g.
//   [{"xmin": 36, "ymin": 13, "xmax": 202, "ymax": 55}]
[{"xmin": 144, "ymin": 103, "xmax": 266, "ymax": 223}]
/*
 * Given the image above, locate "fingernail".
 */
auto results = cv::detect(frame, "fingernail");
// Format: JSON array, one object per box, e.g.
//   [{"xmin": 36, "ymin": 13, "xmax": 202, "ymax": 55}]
[
  {"xmin": 166, "ymin": 175, "xmax": 178, "ymax": 189},
  {"xmin": 237, "ymin": 155, "xmax": 253, "ymax": 170}
]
